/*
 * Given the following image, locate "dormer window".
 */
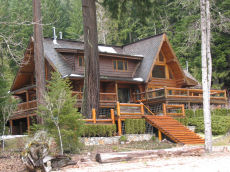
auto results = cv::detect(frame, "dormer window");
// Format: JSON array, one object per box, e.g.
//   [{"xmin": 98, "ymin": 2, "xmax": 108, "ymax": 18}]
[
  {"xmin": 113, "ymin": 60, "xmax": 128, "ymax": 71},
  {"xmin": 79, "ymin": 56, "xmax": 84, "ymax": 67}
]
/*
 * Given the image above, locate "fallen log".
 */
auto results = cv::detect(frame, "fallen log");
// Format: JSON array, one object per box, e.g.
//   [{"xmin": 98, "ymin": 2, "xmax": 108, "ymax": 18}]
[{"xmin": 96, "ymin": 147, "xmax": 204, "ymax": 163}]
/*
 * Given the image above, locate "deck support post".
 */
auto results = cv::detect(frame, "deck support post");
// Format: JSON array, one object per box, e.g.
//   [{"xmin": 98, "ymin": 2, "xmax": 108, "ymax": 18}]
[
  {"xmin": 163, "ymin": 103, "xmax": 167, "ymax": 116},
  {"xmin": 117, "ymin": 102, "xmax": 122, "ymax": 136},
  {"xmin": 26, "ymin": 90, "xmax": 29, "ymax": 109},
  {"xmin": 140, "ymin": 103, "xmax": 144, "ymax": 116},
  {"xmin": 27, "ymin": 116, "xmax": 30, "ymax": 134},
  {"xmin": 158, "ymin": 130, "xmax": 162, "ymax": 141},
  {"xmin": 9, "ymin": 120, "xmax": 13, "ymax": 134},
  {"xmin": 110, "ymin": 109, "xmax": 115, "ymax": 124},
  {"xmin": 115, "ymin": 82, "xmax": 118, "ymax": 101},
  {"xmin": 92, "ymin": 108, "xmax": 96, "ymax": 124}
]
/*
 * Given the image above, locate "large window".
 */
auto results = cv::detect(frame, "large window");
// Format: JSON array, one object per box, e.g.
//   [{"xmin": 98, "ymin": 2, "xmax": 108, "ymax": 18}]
[
  {"xmin": 113, "ymin": 60, "xmax": 128, "ymax": 71},
  {"xmin": 152, "ymin": 65, "xmax": 165, "ymax": 78}
]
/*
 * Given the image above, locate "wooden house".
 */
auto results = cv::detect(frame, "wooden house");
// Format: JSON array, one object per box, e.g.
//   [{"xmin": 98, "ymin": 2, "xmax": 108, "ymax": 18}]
[{"xmin": 9, "ymin": 33, "xmax": 227, "ymax": 143}]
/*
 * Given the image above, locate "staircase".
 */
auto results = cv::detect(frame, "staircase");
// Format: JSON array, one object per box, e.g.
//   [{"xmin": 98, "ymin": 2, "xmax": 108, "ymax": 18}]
[{"xmin": 144, "ymin": 115, "xmax": 204, "ymax": 144}]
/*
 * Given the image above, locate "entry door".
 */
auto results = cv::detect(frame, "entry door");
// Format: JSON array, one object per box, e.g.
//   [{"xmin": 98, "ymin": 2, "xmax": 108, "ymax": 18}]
[{"xmin": 118, "ymin": 88, "xmax": 130, "ymax": 103}]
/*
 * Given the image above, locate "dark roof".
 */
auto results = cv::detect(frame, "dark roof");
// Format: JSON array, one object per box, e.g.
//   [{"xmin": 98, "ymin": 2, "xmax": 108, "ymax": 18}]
[
  {"xmin": 123, "ymin": 34, "xmax": 163, "ymax": 82},
  {"xmin": 43, "ymin": 34, "xmax": 164, "ymax": 83}
]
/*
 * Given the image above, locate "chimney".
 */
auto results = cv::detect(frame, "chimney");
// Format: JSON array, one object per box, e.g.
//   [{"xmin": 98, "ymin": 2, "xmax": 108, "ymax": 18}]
[
  {"xmin": 59, "ymin": 32, "xmax": 63, "ymax": 39},
  {"xmin": 53, "ymin": 27, "xmax": 57, "ymax": 44}
]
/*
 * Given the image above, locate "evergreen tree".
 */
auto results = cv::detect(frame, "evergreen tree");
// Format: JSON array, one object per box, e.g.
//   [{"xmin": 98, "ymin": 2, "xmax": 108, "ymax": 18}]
[{"xmin": 37, "ymin": 72, "xmax": 84, "ymax": 154}]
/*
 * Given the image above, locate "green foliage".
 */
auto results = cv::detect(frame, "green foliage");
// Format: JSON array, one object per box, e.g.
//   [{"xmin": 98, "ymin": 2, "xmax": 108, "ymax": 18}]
[
  {"xmin": 124, "ymin": 119, "xmax": 146, "ymax": 134},
  {"xmin": 175, "ymin": 108, "xmax": 230, "ymax": 135},
  {"xmin": 36, "ymin": 72, "xmax": 84, "ymax": 153},
  {"xmin": 119, "ymin": 135, "xmax": 127, "ymax": 142},
  {"xmin": 82, "ymin": 124, "xmax": 116, "ymax": 137}
]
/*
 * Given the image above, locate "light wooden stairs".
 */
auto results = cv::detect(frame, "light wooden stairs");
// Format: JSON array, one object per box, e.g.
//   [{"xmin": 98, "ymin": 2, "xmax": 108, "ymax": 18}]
[{"xmin": 144, "ymin": 115, "xmax": 204, "ymax": 144}]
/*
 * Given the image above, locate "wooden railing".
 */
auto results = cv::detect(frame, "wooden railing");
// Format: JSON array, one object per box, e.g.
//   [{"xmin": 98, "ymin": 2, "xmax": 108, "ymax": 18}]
[
  {"xmin": 72, "ymin": 91, "xmax": 117, "ymax": 103},
  {"xmin": 117, "ymin": 102, "xmax": 144, "ymax": 136},
  {"xmin": 83, "ymin": 108, "xmax": 115, "ymax": 124},
  {"xmin": 16, "ymin": 100, "xmax": 37, "ymax": 112},
  {"xmin": 163, "ymin": 103, "xmax": 185, "ymax": 116},
  {"xmin": 133, "ymin": 87, "xmax": 227, "ymax": 102}
]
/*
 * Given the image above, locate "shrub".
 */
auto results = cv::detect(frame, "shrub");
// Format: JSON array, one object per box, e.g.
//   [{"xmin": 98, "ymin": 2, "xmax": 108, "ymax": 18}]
[
  {"xmin": 82, "ymin": 124, "xmax": 116, "ymax": 137},
  {"xmin": 175, "ymin": 108, "xmax": 230, "ymax": 135},
  {"xmin": 119, "ymin": 135, "xmax": 127, "ymax": 142},
  {"xmin": 125, "ymin": 119, "xmax": 146, "ymax": 134}
]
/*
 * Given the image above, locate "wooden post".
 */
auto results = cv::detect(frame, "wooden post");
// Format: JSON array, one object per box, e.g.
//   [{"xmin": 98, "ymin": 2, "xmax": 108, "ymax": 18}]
[
  {"xmin": 117, "ymin": 102, "xmax": 122, "ymax": 136},
  {"xmin": 110, "ymin": 109, "xmax": 115, "ymax": 124},
  {"xmin": 158, "ymin": 130, "xmax": 162, "ymax": 141},
  {"xmin": 26, "ymin": 90, "xmax": 29, "ymax": 109},
  {"xmin": 9, "ymin": 120, "xmax": 13, "ymax": 134},
  {"xmin": 163, "ymin": 103, "xmax": 167, "ymax": 116},
  {"xmin": 140, "ymin": 103, "xmax": 144, "ymax": 116},
  {"xmin": 182, "ymin": 104, "xmax": 185, "ymax": 116},
  {"xmin": 92, "ymin": 108, "xmax": 96, "ymax": 124},
  {"xmin": 115, "ymin": 82, "xmax": 118, "ymax": 101},
  {"xmin": 27, "ymin": 116, "xmax": 30, "ymax": 134},
  {"xmin": 164, "ymin": 87, "xmax": 168, "ymax": 98}
]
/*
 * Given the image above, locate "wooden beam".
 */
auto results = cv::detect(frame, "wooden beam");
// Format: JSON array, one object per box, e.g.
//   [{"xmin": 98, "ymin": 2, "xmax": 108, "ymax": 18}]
[
  {"xmin": 115, "ymin": 82, "xmax": 118, "ymax": 101},
  {"xmin": 92, "ymin": 108, "xmax": 96, "ymax": 124},
  {"xmin": 27, "ymin": 116, "xmax": 30, "ymax": 134},
  {"xmin": 158, "ymin": 130, "xmax": 162, "ymax": 141},
  {"xmin": 26, "ymin": 91, "xmax": 29, "ymax": 109},
  {"xmin": 110, "ymin": 109, "xmax": 115, "ymax": 124},
  {"xmin": 9, "ymin": 120, "xmax": 13, "ymax": 134}
]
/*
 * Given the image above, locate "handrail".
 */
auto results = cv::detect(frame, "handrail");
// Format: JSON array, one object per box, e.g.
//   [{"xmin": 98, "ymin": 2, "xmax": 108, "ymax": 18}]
[{"xmin": 138, "ymin": 100, "xmax": 155, "ymax": 116}]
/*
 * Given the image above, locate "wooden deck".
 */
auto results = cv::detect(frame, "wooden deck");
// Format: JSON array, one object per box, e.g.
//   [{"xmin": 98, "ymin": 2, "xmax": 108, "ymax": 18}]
[{"xmin": 134, "ymin": 87, "xmax": 227, "ymax": 105}]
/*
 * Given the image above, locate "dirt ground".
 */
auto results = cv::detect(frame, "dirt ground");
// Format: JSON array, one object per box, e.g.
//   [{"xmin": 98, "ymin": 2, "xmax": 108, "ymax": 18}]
[{"xmin": 62, "ymin": 151, "xmax": 230, "ymax": 172}]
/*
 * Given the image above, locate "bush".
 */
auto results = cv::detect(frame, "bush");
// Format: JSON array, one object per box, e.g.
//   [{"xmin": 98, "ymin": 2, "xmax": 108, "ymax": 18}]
[
  {"xmin": 82, "ymin": 124, "xmax": 116, "ymax": 137},
  {"xmin": 125, "ymin": 119, "xmax": 146, "ymax": 134},
  {"xmin": 175, "ymin": 108, "xmax": 230, "ymax": 135},
  {"xmin": 119, "ymin": 135, "xmax": 127, "ymax": 142}
]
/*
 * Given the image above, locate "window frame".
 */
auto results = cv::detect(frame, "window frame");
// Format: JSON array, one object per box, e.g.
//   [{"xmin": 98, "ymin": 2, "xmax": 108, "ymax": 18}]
[
  {"xmin": 113, "ymin": 59, "xmax": 128, "ymax": 71},
  {"xmin": 78, "ymin": 56, "xmax": 84, "ymax": 67}
]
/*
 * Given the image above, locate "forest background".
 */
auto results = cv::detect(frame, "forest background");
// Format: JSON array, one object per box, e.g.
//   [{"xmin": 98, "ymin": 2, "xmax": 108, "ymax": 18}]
[{"xmin": 0, "ymin": 0, "xmax": 229, "ymax": 96}]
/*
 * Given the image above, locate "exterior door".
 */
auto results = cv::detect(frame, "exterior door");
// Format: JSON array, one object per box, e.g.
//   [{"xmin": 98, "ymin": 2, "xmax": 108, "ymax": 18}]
[{"xmin": 118, "ymin": 88, "xmax": 130, "ymax": 103}]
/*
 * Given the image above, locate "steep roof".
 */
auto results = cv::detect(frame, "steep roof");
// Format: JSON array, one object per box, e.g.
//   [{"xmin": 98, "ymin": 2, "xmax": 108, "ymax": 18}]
[{"xmin": 123, "ymin": 34, "xmax": 164, "ymax": 82}]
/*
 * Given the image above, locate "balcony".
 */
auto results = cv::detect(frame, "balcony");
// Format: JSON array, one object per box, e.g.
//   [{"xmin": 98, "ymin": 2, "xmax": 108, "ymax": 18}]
[{"xmin": 134, "ymin": 87, "xmax": 227, "ymax": 105}]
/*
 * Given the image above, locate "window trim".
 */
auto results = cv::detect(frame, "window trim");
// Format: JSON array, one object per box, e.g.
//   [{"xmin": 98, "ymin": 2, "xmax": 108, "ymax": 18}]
[{"xmin": 113, "ymin": 59, "xmax": 128, "ymax": 71}]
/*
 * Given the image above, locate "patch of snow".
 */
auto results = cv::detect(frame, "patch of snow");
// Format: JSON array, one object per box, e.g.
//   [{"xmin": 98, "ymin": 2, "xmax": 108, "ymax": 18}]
[
  {"xmin": 133, "ymin": 54, "xmax": 144, "ymax": 57},
  {"xmin": 133, "ymin": 78, "xmax": 144, "ymax": 82},
  {"xmin": 0, "ymin": 135, "xmax": 27, "ymax": 141},
  {"xmin": 69, "ymin": 74, "xmax": 83, "ymax": 77},
  {"xmin": 98, "ymin": 46, "xmax": 117, "ymax": 54}
]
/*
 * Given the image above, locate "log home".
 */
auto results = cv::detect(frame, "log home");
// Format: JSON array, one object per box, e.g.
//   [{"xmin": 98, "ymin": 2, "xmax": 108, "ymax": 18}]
[{"xmin": 10, "ymin": 33, "xmax": 227, "ymax": 138}]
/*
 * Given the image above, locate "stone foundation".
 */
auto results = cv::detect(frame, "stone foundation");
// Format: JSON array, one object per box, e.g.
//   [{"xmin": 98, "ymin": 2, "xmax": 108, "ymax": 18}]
[{"xmin": 81, "ymin": 134, "xmax": 154, "ymax": 146}]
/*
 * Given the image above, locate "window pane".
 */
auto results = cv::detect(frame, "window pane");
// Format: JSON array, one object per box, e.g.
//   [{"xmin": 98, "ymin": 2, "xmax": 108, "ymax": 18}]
[
  {"xmin": 113, "ymin": 61, "xmax": 117, "ymax": 70},
  {"xmin": 124, "ymin": 61, "xmax": 128, "ymax": 70},
  {"xmin": 117, "ymin": 60, "xmax": 124, "ymax": 70},
  {"xmin": 159, "ymin": 52, "xmax": 164, "ymax": 62},
  {"xmin": 79, "ymin": 56, "xmax": 83, "ymax": 66},
  {"xmin": 152, "ymin": 65, "xmax": 165, "ymax": 78}
]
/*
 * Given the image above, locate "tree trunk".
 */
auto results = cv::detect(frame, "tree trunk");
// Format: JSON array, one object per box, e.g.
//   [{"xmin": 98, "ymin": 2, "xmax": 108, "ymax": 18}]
[
  {"xmin": 81, "ymin": 0, "xmax": 100, "ymax": 118},
  {"xmin": 96, "ymin": 147, "xmax": 204, "ymax": 163},
  {"xmin": 57, "ymin": 124, "xmax": 63, "ymax": 155},
  {"xmin": 32, "ymin": 0, "xmax": 45, "ymax": 124},
  {"xmin": 200, "ymin": 0, "xmax": 212, "ymax": 153}
]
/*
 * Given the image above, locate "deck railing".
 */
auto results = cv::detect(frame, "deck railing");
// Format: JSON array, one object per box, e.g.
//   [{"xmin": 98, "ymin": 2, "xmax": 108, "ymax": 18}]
[
  {"xmin": 16, "ymin": 100, "xmax": 37, "ymax": 112},
  {"xmin": 15, "ymin": 92, "xmax": 117, "ymax": 113},
  {"xmin": 72, "ymin": 91, "xmax": 117, "ymax": 103},
  {"xmin": 134, "ymin": 87, "xmax": 227, "ymax": 102}
]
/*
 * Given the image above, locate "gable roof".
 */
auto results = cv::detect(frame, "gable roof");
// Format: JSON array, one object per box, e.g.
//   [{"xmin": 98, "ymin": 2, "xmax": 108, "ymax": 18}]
[{"xmin": 11, "ymin": 33, "xmax": 199, "ymax": 92}]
